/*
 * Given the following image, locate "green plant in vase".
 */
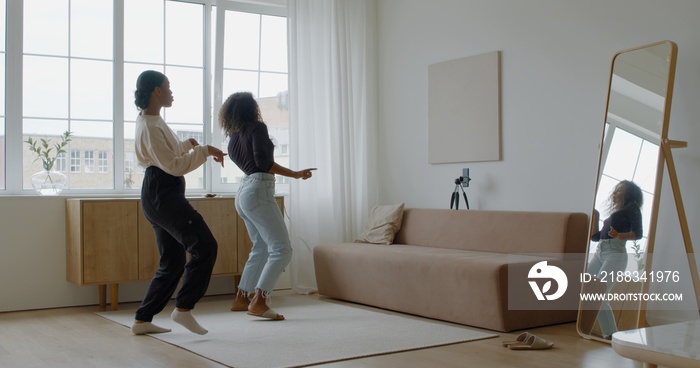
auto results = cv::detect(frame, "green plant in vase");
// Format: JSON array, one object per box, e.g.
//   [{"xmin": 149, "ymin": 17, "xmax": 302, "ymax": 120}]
[
  {"xmin": 25, "ymin": 130, "xmax": 73, "ymax": 171},
  {"xmin": 25, "ymin": 131, "xmax": 72, "ymax": 195}
]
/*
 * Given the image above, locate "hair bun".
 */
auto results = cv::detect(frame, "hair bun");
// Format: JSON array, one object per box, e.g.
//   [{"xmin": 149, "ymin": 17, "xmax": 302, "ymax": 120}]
[{"xmin": 134, "ymin": 70, "xmax": 166, "ymax": 110}]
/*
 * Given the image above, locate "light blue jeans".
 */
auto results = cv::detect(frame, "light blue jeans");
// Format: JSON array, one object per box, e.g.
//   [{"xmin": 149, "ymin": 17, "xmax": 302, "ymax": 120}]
[
  {"xmin": 586, "ymin": 239, "xmax": 628, "ymax": 337},
  {"xmin": 236, "ymin": 172, "xmax": 292, "ymax": 294}
]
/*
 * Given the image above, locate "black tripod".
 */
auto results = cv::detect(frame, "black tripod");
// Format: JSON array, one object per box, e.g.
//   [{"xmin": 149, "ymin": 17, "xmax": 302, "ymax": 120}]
[{"xmin": 450, "ymin": 178, "xmax": 470, "ymax": 210}]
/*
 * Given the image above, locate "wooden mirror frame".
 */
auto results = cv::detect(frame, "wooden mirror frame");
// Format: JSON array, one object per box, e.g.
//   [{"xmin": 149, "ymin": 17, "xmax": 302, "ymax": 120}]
[{"xmin": 576, "ymin": 40, "xmax": 699, "ymax": 343}]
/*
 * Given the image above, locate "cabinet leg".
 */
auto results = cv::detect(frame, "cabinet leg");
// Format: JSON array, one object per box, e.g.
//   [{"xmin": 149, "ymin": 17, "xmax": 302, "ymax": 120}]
[
  {"xmin": 109, "ymin": 284, "xmax": 119, "ymax": 311},
  {"xmin": 98, "ymin": 285, "xmax": 107, "ymax": 311}
]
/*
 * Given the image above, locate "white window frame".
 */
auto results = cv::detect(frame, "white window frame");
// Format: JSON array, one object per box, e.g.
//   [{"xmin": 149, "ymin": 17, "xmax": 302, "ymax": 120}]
[
  {"xmin": 0, "ymin": 0, "xmax": 5, "ymax": 190},
  {"xmin": 124, "ymin": 151, "xmax": 134, "ymax": 173}
]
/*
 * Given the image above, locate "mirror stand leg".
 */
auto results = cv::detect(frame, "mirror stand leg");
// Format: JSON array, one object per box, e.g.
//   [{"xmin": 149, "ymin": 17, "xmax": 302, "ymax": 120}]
[{"xmin": 661, "ymin": 141, "xmax": 700, "ymax": 314}]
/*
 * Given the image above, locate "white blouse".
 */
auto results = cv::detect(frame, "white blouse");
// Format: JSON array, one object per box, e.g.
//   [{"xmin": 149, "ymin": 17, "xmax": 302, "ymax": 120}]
[{"xmin": 134, "ymin": 114, "xmax": 208, "ymax": 177}]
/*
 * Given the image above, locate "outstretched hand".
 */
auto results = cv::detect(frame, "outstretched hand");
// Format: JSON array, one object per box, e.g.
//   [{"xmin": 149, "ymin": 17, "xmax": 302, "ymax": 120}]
[
  {"xmin": 207, "ymin": 145, "xmax": 227, "ymax": 168},
  {"xmin": 297, "ymin": 168, "xmax": 317, "ymax": 180}
]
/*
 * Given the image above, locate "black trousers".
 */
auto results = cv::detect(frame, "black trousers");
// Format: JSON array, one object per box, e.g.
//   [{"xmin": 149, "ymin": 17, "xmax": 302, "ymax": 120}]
[{"xmin": 135, "ymin": 166, "xmax": 218, "ymax": 322}]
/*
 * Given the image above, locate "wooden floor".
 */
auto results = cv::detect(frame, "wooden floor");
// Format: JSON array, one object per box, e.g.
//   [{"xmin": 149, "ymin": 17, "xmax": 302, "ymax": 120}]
[{"xmin": 0, "ymin": 292, "xmax": 650, "ymax": 368}]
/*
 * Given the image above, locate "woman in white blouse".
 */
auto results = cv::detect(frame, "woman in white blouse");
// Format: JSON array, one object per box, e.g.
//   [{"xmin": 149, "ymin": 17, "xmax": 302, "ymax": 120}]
[{"xmin": 130, "ymin": 70, "xmax": 226, "ymax": 336}]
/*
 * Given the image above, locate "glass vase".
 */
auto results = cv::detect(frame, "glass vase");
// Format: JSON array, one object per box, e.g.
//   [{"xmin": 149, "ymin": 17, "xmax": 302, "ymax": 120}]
[{"xmin": 31, "ymin": 169, "xmax": 68, "ymax": 195}]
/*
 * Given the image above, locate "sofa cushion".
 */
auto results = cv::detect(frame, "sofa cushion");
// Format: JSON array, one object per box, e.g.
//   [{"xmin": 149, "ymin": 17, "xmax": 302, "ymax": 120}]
[{"xmin": 354, "ymin": 202, "xmax": 405, "ymax": 244}]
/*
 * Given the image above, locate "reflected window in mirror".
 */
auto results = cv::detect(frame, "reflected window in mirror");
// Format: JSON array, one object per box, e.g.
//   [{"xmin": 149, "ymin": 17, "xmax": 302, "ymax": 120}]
[{"xmin": 594, "ymin": 123, "xmax": 659, "ymax": 271}]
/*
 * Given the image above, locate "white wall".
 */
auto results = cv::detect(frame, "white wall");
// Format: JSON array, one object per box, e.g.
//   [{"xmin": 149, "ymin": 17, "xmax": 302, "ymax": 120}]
[{"xmin": 376, "ymin": 0, "xmax": 700, "ymax": 322}]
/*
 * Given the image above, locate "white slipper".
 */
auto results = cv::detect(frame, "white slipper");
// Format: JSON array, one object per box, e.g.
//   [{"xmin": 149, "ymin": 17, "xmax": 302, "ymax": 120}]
[
  {"xmin": 501, "ymin": 332, "xmax": 533, "ymax": 347},
  {"xmin": 247, "ymin": 308, "xmax": 285, "ymax": 320}
]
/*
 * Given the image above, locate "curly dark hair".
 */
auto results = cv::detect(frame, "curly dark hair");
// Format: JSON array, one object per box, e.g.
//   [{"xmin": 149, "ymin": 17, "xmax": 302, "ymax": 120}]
[
  {"xmin": 609, "ymin": 180, "xmax": 644, "ymax": 211},
  {"xmin": 218, "ymin": 92, "xmax": 263, "ymax": 137},
  {"xmin": 134, "ymin": 70, "xmax": 166, "ymax": 110}
]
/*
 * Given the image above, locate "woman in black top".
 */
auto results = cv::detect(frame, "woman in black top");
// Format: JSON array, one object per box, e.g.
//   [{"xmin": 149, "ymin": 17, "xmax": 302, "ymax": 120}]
[
  {"xmin": 219, "ymin": 91, "xmax": 316, "ymax": 320},
  {"xmin": 587, "ymin": 180, "xmax": 643, "ymax": 339}
]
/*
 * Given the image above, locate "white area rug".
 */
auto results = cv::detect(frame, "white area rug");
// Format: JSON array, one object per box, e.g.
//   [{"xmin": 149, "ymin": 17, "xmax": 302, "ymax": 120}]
[{"xmin": 98, "ymin": 295, "xmax": 497, "ymax": 368}]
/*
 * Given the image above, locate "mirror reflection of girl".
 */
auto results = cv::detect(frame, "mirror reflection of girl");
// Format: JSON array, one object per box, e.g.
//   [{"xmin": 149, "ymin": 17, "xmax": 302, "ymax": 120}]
[
  {"xmin": 220, "ymin": 91, "xmax": 316, "ymax": 321},
  {"xmin": 588, "ymin": 180, "xmax": 644, "ymax": 340},
  {"xmin": 131, "ymin": 70, "xmax": 227, "ymax": 335}
]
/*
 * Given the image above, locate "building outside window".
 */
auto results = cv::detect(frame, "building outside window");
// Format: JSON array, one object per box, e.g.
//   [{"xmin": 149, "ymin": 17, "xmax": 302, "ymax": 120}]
[
  {"xmin": 98, "ymin": 151, "xmax": 108, "ymax": 173},
  {"xmin": 84, "ymin": 150, "xmax": 94, "ymax": 173},
  {"xmin": 56, "ymin": 152, "xmax": 68, "ymax": 172},
  {"xmin": 124, "ymin": 152, "xmax": 134, "ymax": 173},
  {"xmin": 70, "ymin": 150, "xmax": 81, "ymax": 173}
]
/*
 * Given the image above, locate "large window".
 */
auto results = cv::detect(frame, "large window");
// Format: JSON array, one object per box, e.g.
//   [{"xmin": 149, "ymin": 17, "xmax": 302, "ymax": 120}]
[
  {"xmin": 23, "ymin": 0, "xmax": 114, "ymax": 191},
  {"xmin": 0, "ymin": 0, "xmax": 6, "ymax": 190},
  {"xmin": 214, "ymin": 3, "xmax": 288, "ymax": 191},
  {"xmin": 2, "ymin": 0, "xmax": 287, "ymax": 195},
  {"xmin": 123, "ymin": 0, "xmax": 206, "ymax": 190}
]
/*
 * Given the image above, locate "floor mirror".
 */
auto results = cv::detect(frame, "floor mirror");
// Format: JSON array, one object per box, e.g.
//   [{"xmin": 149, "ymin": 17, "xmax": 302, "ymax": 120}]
[{"xmin": 576, "ymin": 40, "xmax": 684, "ymax": 342}]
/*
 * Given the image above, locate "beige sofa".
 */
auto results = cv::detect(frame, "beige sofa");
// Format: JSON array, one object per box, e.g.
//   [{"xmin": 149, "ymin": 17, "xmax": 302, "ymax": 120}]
[{"xmin": 313, "ymin": 208, "xmax": 588, "ymax": 332}]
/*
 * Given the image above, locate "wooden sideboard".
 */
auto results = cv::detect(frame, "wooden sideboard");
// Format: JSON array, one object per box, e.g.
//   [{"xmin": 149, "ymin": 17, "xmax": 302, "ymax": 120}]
[{"xmin": 65, "ymin": 196, "xmax": 283, "ymax": 310}]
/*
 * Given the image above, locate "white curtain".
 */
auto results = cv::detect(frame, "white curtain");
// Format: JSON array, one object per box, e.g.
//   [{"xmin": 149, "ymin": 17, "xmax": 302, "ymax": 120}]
[{"xmin": 286, "ymin": 0, "xmax": 378, "ymax": 293}]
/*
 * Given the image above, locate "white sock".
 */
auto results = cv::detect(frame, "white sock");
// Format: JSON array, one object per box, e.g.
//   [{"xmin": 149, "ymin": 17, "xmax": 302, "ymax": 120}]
[
  {"xmin": 131, "ymin": 321, "xmax": 171, "ymax": 335},
  {"xmin": 171, "ymin": 309, "xmax": 208, "ymax": 335}
]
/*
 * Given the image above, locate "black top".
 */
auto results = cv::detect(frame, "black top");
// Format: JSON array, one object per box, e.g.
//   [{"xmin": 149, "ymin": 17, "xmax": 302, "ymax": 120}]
[
  {"xmin": 592, "ymin": 203, "xmax": 643, "ymax": 241},
  {"xmin": 228, "ymin": 123, "xmax": 274, "ymax": 175}
]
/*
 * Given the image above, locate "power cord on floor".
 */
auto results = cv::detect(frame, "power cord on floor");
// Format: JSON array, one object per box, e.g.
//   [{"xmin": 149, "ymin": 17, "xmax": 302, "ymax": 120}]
[{"xmin": 284, "ymin": 204, "xmax": 312, "ymax": 252}]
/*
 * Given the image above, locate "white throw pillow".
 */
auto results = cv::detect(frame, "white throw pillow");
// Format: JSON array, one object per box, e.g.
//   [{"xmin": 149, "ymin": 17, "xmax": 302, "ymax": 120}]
[{"xmin": 354, "ymin": 203, "xmax": 405, "ymax": 244}]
